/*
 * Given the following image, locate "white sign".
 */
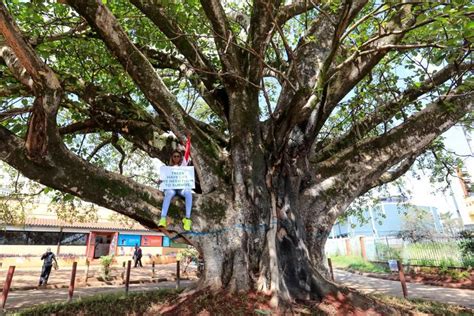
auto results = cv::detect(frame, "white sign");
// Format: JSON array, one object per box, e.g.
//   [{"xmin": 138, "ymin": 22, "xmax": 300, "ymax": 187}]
[
  {"xmin": 388, "ymin": 259, "xmax": 399, "ymax": 272},
  {"xmin": 159, "ymin": 166, "xmax": 195, "ymax": 190}
]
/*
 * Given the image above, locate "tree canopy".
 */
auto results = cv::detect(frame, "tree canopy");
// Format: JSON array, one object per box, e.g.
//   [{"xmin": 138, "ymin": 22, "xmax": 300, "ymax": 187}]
[{"xmin": 1, "ymin": 0, "xmax": 473, "ymax": 306}]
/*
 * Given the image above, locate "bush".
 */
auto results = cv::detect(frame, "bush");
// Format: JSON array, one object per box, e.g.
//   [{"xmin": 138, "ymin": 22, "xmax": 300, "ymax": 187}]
[
  {"xmin": 375, "ymin": 243, "xmax": 402, "ymax": 260},
  {"xmin": 177, "ymin": 247, "xmax": 199, "ymax": 263},
  {"xmin": 447, "ymin": 270, "xmax": 470, "ymax": 281},
  {"xmin": 99, "ymin": 255, "xmax": 114, "ymax": 280},
  {"xmin": 16, "ymin": 289, "xmax": 179, "ymax": 316},
  {"xmin": 458, "ymin": 230, "xmax": 474, "ymax": 268}
]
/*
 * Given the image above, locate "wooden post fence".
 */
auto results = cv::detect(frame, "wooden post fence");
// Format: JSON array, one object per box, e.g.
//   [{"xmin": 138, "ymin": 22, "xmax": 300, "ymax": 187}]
[
  {"xmin": 125, "ymin": 260, "xmax": 131, "ymax": 294},
  {"xmin": 121, "ymin": 261, "xmax": 126, "ymax": 280},
  {"xmin": 68, "ymin": 262, "xmax": 78, "ymax": 302},
  {"xmin": 1, "ymin": 266, "xmax": 15, "ymax": 310},
  {"xmin": 84, "ymin": 259, "xmax": 90, "ymax": 283},
  {"xmin": 359, "ymin": 236, "xmax": 367, "ymax": 260},
  {"xmin": 327, "ymin": 258, "xmax": 335, "ymax": 281},
  {"xmin": 345, "ymin": 238, "xmax": 352, "ymax": 256},
  {"xmin": 176, "ymin": 260, "xmax": 180, "ymax": 289},
  {"xmin": 397, "ymin": 260, "xmax": 408, "ymax": 298}
]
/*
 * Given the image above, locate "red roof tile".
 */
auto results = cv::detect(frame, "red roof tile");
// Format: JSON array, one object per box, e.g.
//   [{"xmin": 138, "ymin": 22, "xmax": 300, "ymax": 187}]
[{"xmin": 22, "ymin": 218, "xmax": 149, "ymax": 231}]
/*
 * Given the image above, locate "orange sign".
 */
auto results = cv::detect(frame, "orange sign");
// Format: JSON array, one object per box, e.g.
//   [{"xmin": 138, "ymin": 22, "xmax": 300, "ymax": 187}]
[{"xmin": 141, "ymin": 235, "xmax": 162, "ymax": 247}]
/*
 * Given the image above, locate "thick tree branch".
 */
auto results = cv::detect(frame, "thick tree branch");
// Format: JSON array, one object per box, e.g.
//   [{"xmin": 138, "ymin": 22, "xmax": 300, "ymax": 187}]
[
  {"xmin": 0, "ymin": 3, "xmax": 62, "ymax": 161},
  {"xmin": 316, "ymin": 89, "xmax": 473, "ymax": 185},
  {"xmin": 0, "ymin": 7, "xmax": 61, "ymax": 96},
  {"xmin": 131, "ymin": 0, "xmax": 229, "ymax": 121},
  {"xmin": 66, "ymin": 0, "xmax": 227, "ymax": 191},
  {"xmin": 0, "ymin": 124, "xmax": 162, "ymax": 228},
  {"xmin": 299, "ymin": 4, "xmax": 418, "ymax": 148},
  {"xmin": 275, "ymin": 0, "xmax": 320, "ymax": 27},
  {"xmin": 246, "ymin": 0, "xmax": 282, "ymax": 84},
  {"xmin": 313, "ymin": 61, "xmax": 474, "ymax": 162},
  {"xmin": 0, "ymin": 45, "xmax": 34, "ymax": 90},
  {"xmin": 271, "ymin": 1, "xmax": 368, "ymax": 151},
  {"xmin": 199, "ymin": 0, "xmax": 242, "ymax": 78},
  {"xmin": 369, "ymin": 154, "xmax": 418, "ymax": 189},
  {"xmin": 302, "ymin": 88, "xmax": 472, "ymax": 234}
]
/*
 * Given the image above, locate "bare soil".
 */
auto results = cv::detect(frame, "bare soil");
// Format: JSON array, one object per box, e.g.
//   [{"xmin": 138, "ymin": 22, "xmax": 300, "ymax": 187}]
[
  {"xmin": 144, "ymin": 289, "xmax": 402, "ymax": 315},
  {"xmin": 360, "ymin": 270, "xmax": 474, "ymax": 290}
]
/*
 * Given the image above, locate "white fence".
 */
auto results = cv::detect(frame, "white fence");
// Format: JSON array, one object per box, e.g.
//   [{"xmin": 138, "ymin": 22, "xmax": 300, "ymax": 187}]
[{"xmin": 325, "ymin": 235, "xmax": 470, "ymax": 267}]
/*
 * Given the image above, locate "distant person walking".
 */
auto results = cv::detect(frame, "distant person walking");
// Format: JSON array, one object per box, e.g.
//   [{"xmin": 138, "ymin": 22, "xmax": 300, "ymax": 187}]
[
  {"xmin": 38, "ymin": 247, "xmax": 58, "ymax": 286},
  {"xmin": 133, "ymin": 245, "xmax": 143, "ymax": 268}
]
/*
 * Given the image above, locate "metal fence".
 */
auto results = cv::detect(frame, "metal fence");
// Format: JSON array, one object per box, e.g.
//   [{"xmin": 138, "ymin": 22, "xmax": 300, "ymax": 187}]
[{"xmin": 325, "ymin": 235, "xmax": 473, "ymax": 268}]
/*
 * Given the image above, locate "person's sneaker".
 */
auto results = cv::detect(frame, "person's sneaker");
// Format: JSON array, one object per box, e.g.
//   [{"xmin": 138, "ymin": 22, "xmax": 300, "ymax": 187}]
[
  {"xmin": 158, "ymin": 217, "xmax": 167, "ymax": 228},
  {"xmin": 182, "ymin": 218, "xmax": 192, "ymax": 231}
]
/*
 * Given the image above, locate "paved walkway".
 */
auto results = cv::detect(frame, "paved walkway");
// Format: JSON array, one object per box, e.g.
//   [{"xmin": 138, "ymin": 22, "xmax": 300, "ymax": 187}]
[
  {"xmin": 335, "ymin": 269, "xmax": 474, "ymax": 308},
  {"xmin": 2, "ymin": 280, "xmax": 194, "ymax": 311}
]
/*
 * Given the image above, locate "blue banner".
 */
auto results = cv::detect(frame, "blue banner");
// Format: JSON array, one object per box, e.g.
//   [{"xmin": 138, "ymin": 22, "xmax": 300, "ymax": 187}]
[
  {"xmin": 162, "ymin": 236, "xmax": 170, "ymax": 247},
  {"xmin": 118, "ymin": 234, "xmax": 141, "ymax": 247}
]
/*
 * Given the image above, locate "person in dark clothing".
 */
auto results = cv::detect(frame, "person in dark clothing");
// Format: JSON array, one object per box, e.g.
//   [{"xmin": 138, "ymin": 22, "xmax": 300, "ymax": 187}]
[
  {"xmin": 38, "ymin": 248, "xmax": 57, "ymax": 286},
  {"xmin": 133, "ymin": 245, "xmax": 143, "ymax": 268}
]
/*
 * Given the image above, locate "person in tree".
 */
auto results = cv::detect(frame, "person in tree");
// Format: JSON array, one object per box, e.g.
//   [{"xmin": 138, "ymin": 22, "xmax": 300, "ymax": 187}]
[
  {"xmin": 159, "ymin": 136, "xmax": 193, "ymax": 231},
  {"xmin": 38, "ymin": 247, "xmax": 58, "ymax": 286}
]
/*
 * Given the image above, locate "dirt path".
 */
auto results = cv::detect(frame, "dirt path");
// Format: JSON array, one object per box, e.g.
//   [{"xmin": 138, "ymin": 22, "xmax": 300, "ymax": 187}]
[
  {"xmin": 0, "ymin": 263, "xmax": 188, "ymax": 290},
  {"xmin": 2, "ymin": 280, "xmax": 194, "ymax": 311},
  {"xmin": 335, "ymin": 269, "xmax": 474, "ymax": 308}
]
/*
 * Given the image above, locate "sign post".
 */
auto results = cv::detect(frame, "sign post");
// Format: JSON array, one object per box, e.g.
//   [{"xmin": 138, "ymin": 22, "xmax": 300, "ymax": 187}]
[{"xmin": 388, "ymin": 259, "xmax": 398, "ymax": 272}]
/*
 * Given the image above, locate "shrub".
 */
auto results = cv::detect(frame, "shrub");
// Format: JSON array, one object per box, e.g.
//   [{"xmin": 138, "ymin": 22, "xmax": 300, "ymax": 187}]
[
  {"xmin": 458, "ymin": 230, "xmax": 474, "ymax": 268},
  {"xmin": 375, "ymin": 243, "xmax": 402, "ymax": 260},
  {"xmin": 99, "ymin": 255, "xmax": 114, "ymax": 280},
  {"xmin": 177, "ymin": 247, "xmax": 200, "ymax": 273}
]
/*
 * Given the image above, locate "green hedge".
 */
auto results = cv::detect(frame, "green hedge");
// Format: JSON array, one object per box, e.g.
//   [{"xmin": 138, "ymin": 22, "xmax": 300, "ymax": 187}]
[{"xmin": 13, "ymin": 289, "xmax": 179, "ymax": 316}]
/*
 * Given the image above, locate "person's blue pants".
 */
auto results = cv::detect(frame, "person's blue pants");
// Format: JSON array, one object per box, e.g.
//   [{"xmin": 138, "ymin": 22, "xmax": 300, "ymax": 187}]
[{"xmin": 161, "ymin": 189, "xmax": 192, "ymax": 218}]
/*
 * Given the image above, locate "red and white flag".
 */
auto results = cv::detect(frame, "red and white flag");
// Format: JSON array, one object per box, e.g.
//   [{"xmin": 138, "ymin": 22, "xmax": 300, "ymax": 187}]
[{"xmin": 181, "ymin": 135, "xmax": 191, "ymax": 166}]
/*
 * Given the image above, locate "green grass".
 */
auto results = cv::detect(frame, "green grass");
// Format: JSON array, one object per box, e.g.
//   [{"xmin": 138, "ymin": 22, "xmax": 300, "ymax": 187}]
[
  {"xmin": 330, "ymin": 256, "xmax": 389, "ymax": 273},
  {"xmin": 11, "ymin": 289, "xmax": 180, "ymax": 316},
  {"xmin": 370, "ymin": 293, "xmax": 474, "ymax": 316},
  {"xmin": 9, "ymin": 286, "xmax": 473, "ymax": 316}
]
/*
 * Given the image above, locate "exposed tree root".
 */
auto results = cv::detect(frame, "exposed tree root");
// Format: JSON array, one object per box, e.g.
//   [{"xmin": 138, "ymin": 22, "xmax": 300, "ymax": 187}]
[{"xmin": 146, "ymin": 285, "xmax": 418, "ymax": 316}]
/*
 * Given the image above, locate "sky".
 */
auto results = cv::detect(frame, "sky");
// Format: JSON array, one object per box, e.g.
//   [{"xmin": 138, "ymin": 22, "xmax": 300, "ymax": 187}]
[{"xmin": 407, "ymin": 126, "xmax": 473, "ymax": 224}]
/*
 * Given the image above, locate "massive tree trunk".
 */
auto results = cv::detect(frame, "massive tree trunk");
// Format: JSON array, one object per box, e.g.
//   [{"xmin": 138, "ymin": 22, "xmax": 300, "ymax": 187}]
[{"xmin": 1, "ymin": 0, "xmax": 473, "ymax": 311}]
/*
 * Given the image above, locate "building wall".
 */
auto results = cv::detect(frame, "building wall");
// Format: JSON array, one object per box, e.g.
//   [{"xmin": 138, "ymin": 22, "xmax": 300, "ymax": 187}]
[
  {"xmin": 1, "ymin": 245, "xmax": 87, "ymax": 256},
  {"xmin": 117, "ymin": 246, "xmax": 164, "ymax": 257},
  {"xmin": 331, "ymin": 202, "xmax": 443, "ymax": 238}
]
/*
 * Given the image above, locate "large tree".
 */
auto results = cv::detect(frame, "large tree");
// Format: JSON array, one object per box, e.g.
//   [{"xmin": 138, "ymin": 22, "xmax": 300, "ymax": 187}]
[{"xmin": 0, "ymin": 0, "xmax": 472, "ymax": 307}]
